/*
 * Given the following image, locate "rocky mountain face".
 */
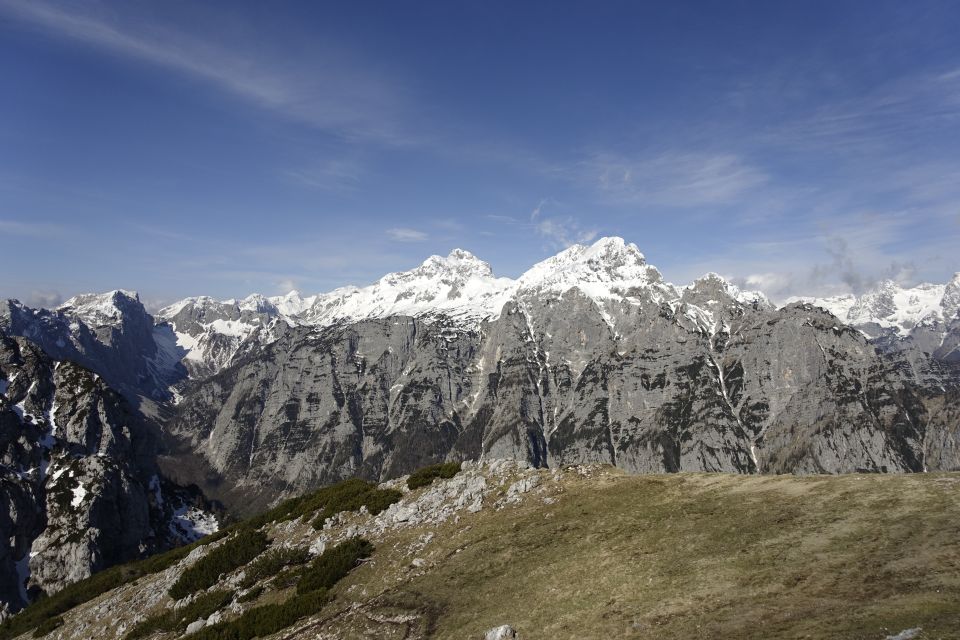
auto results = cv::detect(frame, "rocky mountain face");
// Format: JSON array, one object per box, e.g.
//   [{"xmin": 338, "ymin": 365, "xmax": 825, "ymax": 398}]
[
  {"xmin": 146, "ymin": 239, "xmax": 958, "ymax": 514},
  {"xmin": 0, "ymin": 334, "xmax": 216, "ymax": 615},
  {"xmin": 0, "ymin": 237, "xmax": 957, "ymax": 598},
  {"xmin": 794, "ymin": 274, "xmax": 960, "ymax": 370},
  {"xmin": 0, "ymin": 291, "xmax": 186, "ymax": 406}
]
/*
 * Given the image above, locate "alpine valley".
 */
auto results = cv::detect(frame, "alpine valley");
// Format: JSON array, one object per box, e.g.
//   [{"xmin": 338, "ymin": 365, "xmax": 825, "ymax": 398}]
[{"xmin": 1, "ymin": 237, "xmax": 959, "ymax": 621}]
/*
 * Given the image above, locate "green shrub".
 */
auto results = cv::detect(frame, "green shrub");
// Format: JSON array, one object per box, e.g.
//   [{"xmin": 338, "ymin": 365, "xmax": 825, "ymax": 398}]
[
  {"xmin": 125, "ymin": 589, "xmax": 233, "ymax": 640},
  {"xmin": 191, "ymin": 589, "xmax": 330, "ymax": 640},
  {"xmin": 30, "ymin": 616, "xmax": 63, "ymax": 638},
  {"xmin": 236, "ymin": 586, "xmax": 263, "ymax": 603},
  {"xmin": 244, "ymin": 478, "xmax": 401, "ymax": 531},
  {"xmin": 407, "ymin": 461, "xmax": 461, "ymax": 490},
  {"xmin": 304, "ymin": 480, "xmax": 401, "ymax": 530},
  {"xmin": 189, "ymin": 537, "xmax": 373, "ymax": 640},
  {"xmin": 271, "ymin": 565, "xmax": 305, "ymax": 590},
  {"xmin": 0, "ymin": 528, "xmax": 229, "ymax": 640},
  {"xmin": 169, "ymin": 530, "xmax": 269, "ymax": 600},
  {"xmin": 239, "ymin": 546, "xmax": 310, "ymax": 589},
  {"xmin": 296, "ymin": 538, "xmax": 373, "ymax": 595}
]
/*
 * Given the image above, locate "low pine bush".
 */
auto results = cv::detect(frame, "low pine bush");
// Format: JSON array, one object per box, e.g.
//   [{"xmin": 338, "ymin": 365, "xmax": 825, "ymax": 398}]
[
  {"xmin": 191, "ymin": 589, "xmax": 329, "ymax": 640},
  {"xmin": 125, "ymin": 590, "xmax": 233, "ymax": 640},
  {"xmin": 0, "ymin": 477, "xmax": 387, "ymax": 639},
  {"xmin": 407, "ymin": 461, "xmax": 461, "ymax": 490},
  {"xmin": 245, "ymin": 478, "xmax": 402, "ymax": 531},
  {"xmin": 236, "ymin": 586, "xmax": 263, "ymax": 603},
  {"xmin": 239, "ymin": 546, "xmax": 310, "ymax": 589},
  {"xmin": 189, "ymin": 537, "xmax": 374, "ymax": 640},
  {"xmin": 296, "ymin": 537, "xmax": 373, "ymax": 595},
  {"xmin": 169, "ymin": 530, "xmax": 268, "ymax": 600},
  {"xmin": 306, "ymin": 480, "xmax": 402, "ymax": 530}
]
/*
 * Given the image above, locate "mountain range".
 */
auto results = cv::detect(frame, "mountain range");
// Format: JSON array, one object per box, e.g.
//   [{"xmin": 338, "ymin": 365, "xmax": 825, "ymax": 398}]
[{"xmin": 1, "ymin": 236, "xmax": 958, "ymax": 614}]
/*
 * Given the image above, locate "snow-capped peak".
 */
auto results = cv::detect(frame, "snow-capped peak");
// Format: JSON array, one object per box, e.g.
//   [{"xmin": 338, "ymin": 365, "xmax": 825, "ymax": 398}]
[
  {"xmin": 684, "ymin": 273, "xmax": 770, "ymax": 308},
  {"xmin": 301, "ymin": 248, "xmax": 514, "ymax": 326},
  {"xmin": 793, "ymin": 278, "xmax": 955, "ymax": 336},
  {"xmin": 384, "ymin": 249, "xmax": 495, "ymax": 284},
  {"xmin": 267, "ymin": 290, "xmax": 317, "ymax": 317},
  {"xmin": 58, "ymin": 290, "xmax": 142, "ymax": 326},
  {"xmin": 517, "ymin": 237, "xmax": 663, "ymax": 294},
  {"xmin": 942, "ymin": 272, "xmax": 960, "ymax": 321}
]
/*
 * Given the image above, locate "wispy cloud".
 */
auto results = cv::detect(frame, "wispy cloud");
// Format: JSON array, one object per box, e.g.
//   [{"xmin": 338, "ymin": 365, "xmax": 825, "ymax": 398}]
[
  {"xmin": 386, "ymin": 227, "xmax": 428, "ymax": 242},
  {"xmin": 673, "ymin": 208, "xmax": 953, "ymax": 302},
  {"xmin": 581, "ymin": 152, "xmax": 767, "ymax": 207},
  {"xmin": 527, "ymin": 199, "xmax": 597, "ymax": 249},
  {"xmin": 0, "ymin": 0, "xmax": 413, "ymax": 144},
  {"xmin": 26, "ymin": 290, "xmax": 63, "ymax": 308},
  {"xmin": 275, "ymin": 278, "xmax": 299, "ymax": 294},
  {"xmin": 533, "ymin": 217, "xmax": 597, "ymax": 248},
  {"xmin": 758, "ymin": 68, "xmax": 960, "ymax": 156}
]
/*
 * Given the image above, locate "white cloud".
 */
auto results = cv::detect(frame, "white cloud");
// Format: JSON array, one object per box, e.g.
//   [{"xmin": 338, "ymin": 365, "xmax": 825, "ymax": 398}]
[
  {"xmin": 386, "ymin": 227, "xmax": 428, "ymax": 242},
  {"xmin": 743, "ymin": 273, "xmax": 792, "ymax": 294},
  {"xmin": 530, "ymin": 198, "xmax": 547, "ymax": 220},
  {"xmin": 26, "ymin": 290, "xmax": 63, "ymax": 308},
  {"xmin": 533, "ymin": 217, "xmax": 597, "ymax": 249},
  {"xmin": 276, "ymin": 278, "xmax": 299, "ymax": 294}
]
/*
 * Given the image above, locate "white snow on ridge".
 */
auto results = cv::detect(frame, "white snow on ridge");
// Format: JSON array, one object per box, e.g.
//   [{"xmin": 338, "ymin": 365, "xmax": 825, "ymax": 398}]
[
  {"xmin": 791, "ymin": 274, "xmax": 960, "ymax": 336},
  {"xmin": 207, "ymin": 318, "xmax": 259, "ymax": 338},
  {"xmin": 515, "ymin": 237, "xmax": 678, "ymax": 305},
  {"xmin": 60, "ymin": 235, "xmax": 946, "ymax": 377},
  {"xmin": 58, "ymin": 289, "xmax": 140, "ymax": 326},
  {"xmin": 150, "ymin": 237, "xmax": 796, "ymax": 372},
  {"xmin": 159, "ymin": 238, "xmax": 778, "ymax": 338},
  {"xmin": 299, "ymin": 248, "xmax": 516, "ymax": 326}
]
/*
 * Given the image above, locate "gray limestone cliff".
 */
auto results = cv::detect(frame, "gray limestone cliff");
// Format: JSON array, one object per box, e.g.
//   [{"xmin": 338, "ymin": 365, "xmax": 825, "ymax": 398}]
[{"xmin": 0, "ymin": 334, "xmax": 216, "ymax": 615}]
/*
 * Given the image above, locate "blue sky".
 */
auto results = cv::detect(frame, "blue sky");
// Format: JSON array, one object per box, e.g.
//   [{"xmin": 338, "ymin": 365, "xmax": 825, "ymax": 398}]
[{"xmin": 2, "ymin": 0, "xmax": 959, "ymax": 308}]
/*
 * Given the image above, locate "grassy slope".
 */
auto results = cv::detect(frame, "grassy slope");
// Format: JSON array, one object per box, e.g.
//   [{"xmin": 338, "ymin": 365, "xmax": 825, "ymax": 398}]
[{"xmin": 323, "ymin": 471, "xmax": 960, "ymax": 639}]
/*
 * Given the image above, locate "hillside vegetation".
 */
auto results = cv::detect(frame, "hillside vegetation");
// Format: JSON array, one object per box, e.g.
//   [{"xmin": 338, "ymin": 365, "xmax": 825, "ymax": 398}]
[{"xmin": 17, "ymin": 463, "xmax": 960, "ymax": 640}]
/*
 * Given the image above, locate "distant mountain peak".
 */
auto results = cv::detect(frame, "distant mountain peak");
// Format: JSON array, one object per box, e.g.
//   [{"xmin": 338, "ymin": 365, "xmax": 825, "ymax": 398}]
[
  {"xmin": 44, "ymin": 240, "xmax": 955, "ymax": 375},
  {"xmin": 517, "ymin": 237, "xmax": 661, "ymax": 293},
  {"xmin": 58, "ymin": 289, "xmax": 144, "ymax": 326},
  {"xmin": 402, "ymin": 248, "xmax": 495, "ymax": 281},
  {"xmin": 794, "ymin": 279, "xmax": 954, "ymax": 336}
]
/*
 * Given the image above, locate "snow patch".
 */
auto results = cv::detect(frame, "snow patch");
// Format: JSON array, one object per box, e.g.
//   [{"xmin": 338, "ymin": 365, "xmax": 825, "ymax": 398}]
[
  {"xmin": 71, "ymin": 483, "xmax": 88, "ymax": 508},
  {"xmin": 169, "ymin": 506, "xmax": 219, "ymax": 542},
  {"xmin": 792, "ymin": 280, "xmax": 952, "ymax": 336}
]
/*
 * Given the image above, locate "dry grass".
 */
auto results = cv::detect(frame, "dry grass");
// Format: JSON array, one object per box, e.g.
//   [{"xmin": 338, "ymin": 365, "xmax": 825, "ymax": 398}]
[{"xmin": 320, "ymin": 472, "xmax": 960, "ymax": 640}]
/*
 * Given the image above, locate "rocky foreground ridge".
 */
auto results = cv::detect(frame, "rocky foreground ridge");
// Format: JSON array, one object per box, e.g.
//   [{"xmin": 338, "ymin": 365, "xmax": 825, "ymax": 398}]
[{"xmin": 6, "ymin": 461, "xmax": 959, "ymax": 639}]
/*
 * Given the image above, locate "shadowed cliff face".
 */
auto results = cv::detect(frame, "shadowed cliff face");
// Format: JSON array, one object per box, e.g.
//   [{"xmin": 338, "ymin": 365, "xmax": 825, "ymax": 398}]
[
  {"xmin": 165, "ymin": 289, "xmax": 950, "ymax": 517},
  {"xmin": 0, "ymin": 335, "xmax": 216, "ymax": 615}
]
